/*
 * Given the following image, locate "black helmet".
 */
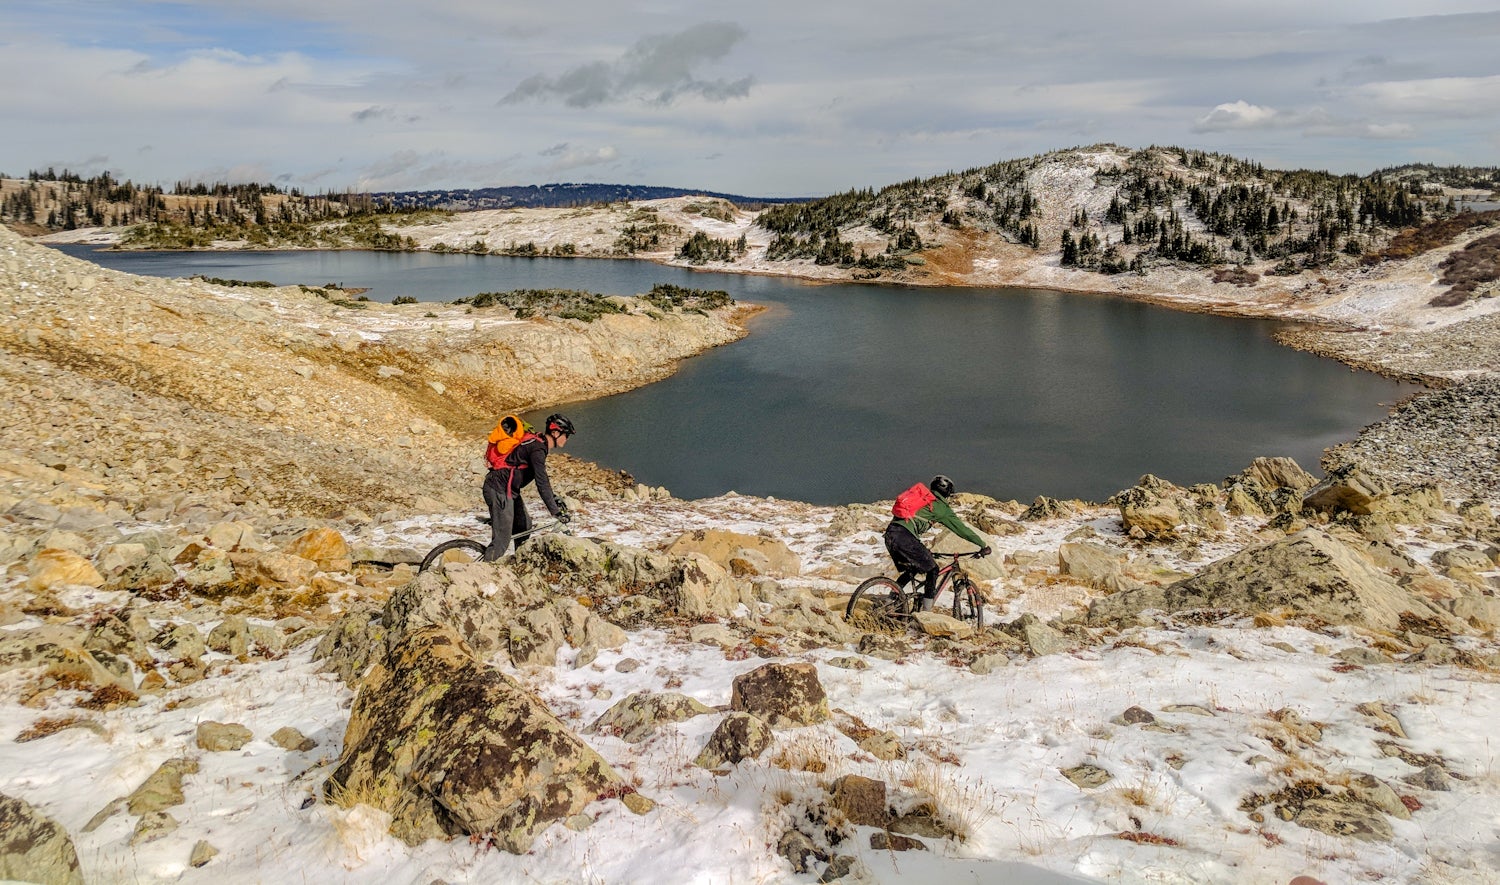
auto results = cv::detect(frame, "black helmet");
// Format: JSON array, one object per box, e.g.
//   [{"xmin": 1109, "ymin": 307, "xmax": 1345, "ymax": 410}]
[
  {"xmin": 545, "ymin": 413, "xmax": 576, "ymax": 436},
  {"xmin": 929, "ymin": 474, "xmax": 955, "ymax": 498}
]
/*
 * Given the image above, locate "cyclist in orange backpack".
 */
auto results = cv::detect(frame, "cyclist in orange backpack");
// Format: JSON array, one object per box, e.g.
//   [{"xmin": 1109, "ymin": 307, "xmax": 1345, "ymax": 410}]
[
  {"xmin": 885, "ymin": 474, "xmax": 991, "ymax": 611},
  {"xmin": 482, "ymin": 413, "xmax": 575, "ymax": 561}
]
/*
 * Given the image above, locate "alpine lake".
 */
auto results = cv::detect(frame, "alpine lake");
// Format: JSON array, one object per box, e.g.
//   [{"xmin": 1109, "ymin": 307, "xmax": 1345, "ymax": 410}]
[{"xmin": 54, "ymin": 245, "xmax": 1422, "ymax": 506}]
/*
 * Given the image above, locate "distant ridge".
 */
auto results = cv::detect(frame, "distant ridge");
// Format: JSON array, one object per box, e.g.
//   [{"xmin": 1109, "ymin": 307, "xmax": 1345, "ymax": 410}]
[{"xmin": 370, "ymin": 183, "xmax": 812, "ymax": 211}]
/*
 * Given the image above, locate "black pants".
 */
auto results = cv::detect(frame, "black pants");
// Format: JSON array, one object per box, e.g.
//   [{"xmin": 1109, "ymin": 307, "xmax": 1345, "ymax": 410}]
[
  {"xmin": 482, "ymin": 470, "xmax": 531, "ymax": 562},
  {"xmin": 883, "ymin": 523, "xmax": 938, "ymax": 599}
]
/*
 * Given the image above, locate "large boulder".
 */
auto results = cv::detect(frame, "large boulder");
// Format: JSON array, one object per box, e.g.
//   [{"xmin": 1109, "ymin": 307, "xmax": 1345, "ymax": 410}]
[
  {"xmin": 1238, "ymin": 457, "xmax": 1316, "ymax": 494},
  {"xmin": 511, "ymin": 534, "xmax": 745, "ymax": 620},
  {"xmin": 0, "ymin": 793, "xmax": 85, "ymax": 885},
  {"xmin": 1087, "ymin": 529, "xmax": 1461, "ymax": 632},
  {"xmin": 325, "ymin": 625, "xmax": 629, "ymax": 851},
  {"xmin": 383, "ymin": 563, "xmax": 545, "ymax": 660},
  {"xmin": 665, "ymin": 528, "xmax": 801, "ymax": 576},
  {"xmin": 729, "ymin": 662, "xmax": 829, "ymax": 728},
  {"xmin": 1111, "ymin": 475, "xmax": 1202, "ymax": 540},
  {"xmin": 1302, "ymin": 463, "xmax": 1391, "ymax": 517}
]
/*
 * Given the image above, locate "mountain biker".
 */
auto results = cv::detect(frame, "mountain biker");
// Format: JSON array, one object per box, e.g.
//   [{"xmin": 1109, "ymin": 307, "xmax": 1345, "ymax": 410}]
[
  {"xmin": 884, "ymin": 474, "xmax": 992, "ymax": 612},
  {"xmin": 482, "ymin": 413, "xmax": 574, "ymax": 561}
]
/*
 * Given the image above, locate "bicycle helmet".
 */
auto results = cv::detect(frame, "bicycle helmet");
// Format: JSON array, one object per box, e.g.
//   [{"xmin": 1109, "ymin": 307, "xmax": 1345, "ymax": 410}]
[
  {"xmin": 929, "ymin": 474, "xmax": 956, "ymax": 498},
  {"xmin": 544, "ymin": 413, "xmax": 576, "ymax": 436}
]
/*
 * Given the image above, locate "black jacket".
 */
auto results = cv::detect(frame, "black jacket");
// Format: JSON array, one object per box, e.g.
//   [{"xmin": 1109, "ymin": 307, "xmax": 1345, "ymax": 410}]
[{"xmin": 496, "ymin": 436, "xmax": 563, "ymax": 515}]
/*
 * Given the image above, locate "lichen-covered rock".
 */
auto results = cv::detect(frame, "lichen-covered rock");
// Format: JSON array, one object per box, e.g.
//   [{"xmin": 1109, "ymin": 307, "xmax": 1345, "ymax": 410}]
[
  {"xmin": 694, "ymin": 712, "xmax": 773, "ymax": 768},
  {"xmin": 313, "ymin": 608, "xmax": 385, "ymax": 685},
  {"xmin": 384, "ymin": 562, "xmax": 546, "ymax": 661},
  {"xmin": 1293, "ymin": 797, "xmax": 1394, "ymax": 842},
  {"xmin": 829, "ymin": 775, "xmax": 889, "ymax": 828},
  {"xmin": 0, "ymin": 793, "xmax": 85, "ymax": 885},
  {"xmin": 1237, "ymin": 457, "xmax": 1317, "ymax": 495},
  {"xmin": 1020, "ymin": 496, "xmax": 1076, "ymax": 521},
  {"xmin": 912, "ymin": 611, "xmax": 975, "ymax": 639},
  {"xmin": 325, "ymin": 625, "xmax": 626, "ymax": 850},
  {"xmin": 587, "ymin": 691, "xmax": 715, "ymax": 743},
  {"xmin": 729, "ymin": 662, "xmax": 829, "ymax": 728},
  {"xmin": 1087, "ymin": 529, "xmax": 1461, "ymax": 632},
  {"xmin": 271, "ymin": 726, "xmax": 318, "ymax": 752}
]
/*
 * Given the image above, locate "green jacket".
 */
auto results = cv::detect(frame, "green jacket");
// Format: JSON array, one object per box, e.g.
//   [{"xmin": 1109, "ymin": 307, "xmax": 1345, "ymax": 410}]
[{"xmin": 893, "ymin": 494, "xmax": 986, "ymax": 548}]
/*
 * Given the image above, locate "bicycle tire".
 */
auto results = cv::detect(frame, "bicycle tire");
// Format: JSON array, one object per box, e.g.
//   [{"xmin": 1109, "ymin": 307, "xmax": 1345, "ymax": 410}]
[
  {"xmin": 845, "ymin": 576, "xmax": 909, "ymax": 630},
  {"xmin": 418, "ymin": 538, "xmax": 486, "ymax": 573},
  {"xmin": 952, "ymin": 576, "xmax": 985, "ymax": 629}
]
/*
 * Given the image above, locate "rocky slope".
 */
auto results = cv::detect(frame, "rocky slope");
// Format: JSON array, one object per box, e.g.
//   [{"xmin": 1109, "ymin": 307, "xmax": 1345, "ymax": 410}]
[{"xmin": 0, "ymin": 223, "xmax": 749, "ymax": 519}]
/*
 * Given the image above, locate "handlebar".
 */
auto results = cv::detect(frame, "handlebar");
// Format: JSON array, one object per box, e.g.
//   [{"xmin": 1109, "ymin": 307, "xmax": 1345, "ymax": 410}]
[
  {"xmin": 935, "ymin": 550, "xmax": 986, "ymax": 559},
  {"xmin": 511, "ymin": 519, "xmax": 572, "ymax": 541}
]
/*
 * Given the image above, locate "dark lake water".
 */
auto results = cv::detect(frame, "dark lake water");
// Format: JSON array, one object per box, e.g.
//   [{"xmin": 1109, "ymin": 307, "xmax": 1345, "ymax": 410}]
[{"xmin": 54, "ymin": 245, "xmax": 1421, "ymax": 505}]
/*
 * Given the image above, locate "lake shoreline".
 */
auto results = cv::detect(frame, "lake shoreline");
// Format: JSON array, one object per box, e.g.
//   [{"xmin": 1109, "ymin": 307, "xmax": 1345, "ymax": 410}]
[{"xmin": 40, "ymin": 233, "xmax": 1456, "ymax": 387}]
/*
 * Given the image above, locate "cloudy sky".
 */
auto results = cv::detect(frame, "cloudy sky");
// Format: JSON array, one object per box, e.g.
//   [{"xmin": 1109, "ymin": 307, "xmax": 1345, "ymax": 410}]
[{"xmin": 2, "ymin": 0, "xmax": 1497, "ymax": 196}]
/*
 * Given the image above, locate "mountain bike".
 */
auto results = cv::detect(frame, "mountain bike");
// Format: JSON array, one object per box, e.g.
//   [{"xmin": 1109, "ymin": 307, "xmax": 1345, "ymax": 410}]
[
  {"xmin": 843, "ymin": 551, "xmax": 986, "ymax": 631},
  {"xmin": 418, "ymin": 518, "xmax": 568, "ymax": 573}
]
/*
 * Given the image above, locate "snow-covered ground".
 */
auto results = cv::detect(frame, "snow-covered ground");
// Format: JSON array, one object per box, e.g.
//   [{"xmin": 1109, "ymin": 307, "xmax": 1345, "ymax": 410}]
[{"xmin": 5, "ymin": 492, "xmax": 1498, "ymax": 884}]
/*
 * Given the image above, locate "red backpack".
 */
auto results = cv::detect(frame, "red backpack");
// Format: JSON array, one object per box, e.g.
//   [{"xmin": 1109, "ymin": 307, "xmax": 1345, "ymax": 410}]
[{"xmin": 892, "ymin": 482, "xmax": 936, "ymax": 519}]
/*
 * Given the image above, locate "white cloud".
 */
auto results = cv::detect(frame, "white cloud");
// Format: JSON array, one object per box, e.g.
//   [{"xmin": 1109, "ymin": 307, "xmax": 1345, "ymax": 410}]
[{"xmin": 1194, "ymin": 101, "xmax": 1283, "ymax": 131}]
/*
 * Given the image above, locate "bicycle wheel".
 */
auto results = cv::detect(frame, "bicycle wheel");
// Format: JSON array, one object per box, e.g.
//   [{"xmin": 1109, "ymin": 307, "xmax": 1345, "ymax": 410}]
[
  {"xmin": 952, "ymin": 577, "xmax": 985, "ymax": 629},
  {"xmin": 418, "ymin": 538, "xmax": 486, "ymax": 573},
  {"xmin": 845, "ymin": 576, "xmax": 910, "ymax": 630}
]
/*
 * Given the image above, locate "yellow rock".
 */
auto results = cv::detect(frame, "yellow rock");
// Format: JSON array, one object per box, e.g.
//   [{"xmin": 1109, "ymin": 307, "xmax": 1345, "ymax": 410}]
[
  {"xmin": 26, "ymin": 548, "xmax": 104, "ymax": 591},
  {"xmin": 285, "ymin": 527, "xmax": 352, "ymax": 572}
]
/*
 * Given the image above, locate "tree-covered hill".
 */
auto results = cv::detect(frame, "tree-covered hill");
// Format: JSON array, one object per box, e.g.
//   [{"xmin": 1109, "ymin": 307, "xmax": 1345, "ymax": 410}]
[{"xmin": 750, "ymin": 144, "xmax": 1499, "ymax": 278}]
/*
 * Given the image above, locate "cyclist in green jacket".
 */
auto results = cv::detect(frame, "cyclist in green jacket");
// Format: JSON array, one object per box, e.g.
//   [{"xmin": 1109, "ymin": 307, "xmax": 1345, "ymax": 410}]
[{"xmin": 884, "ymin": 474, "xmax": 991, "ymax": 611}]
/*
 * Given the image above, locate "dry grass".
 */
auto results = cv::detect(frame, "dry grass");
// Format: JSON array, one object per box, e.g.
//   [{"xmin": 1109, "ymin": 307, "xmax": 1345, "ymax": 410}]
[
  {"xmin": 15, "ymin": 714, "xmax": 89, "ymax": 742},
  {"xmin": 901, "ymin": 761, "xmax": 1002, "ymax": 841}
]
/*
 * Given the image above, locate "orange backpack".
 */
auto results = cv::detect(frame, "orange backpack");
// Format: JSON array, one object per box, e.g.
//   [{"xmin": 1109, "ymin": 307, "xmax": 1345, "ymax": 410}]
[
  {"xmin": 892, "ymin": 482, "xmax": 936, "ymax": 519},
  {"xmin": 485, "ymin": 414, "xmax": 535, "ymax": 470}
]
